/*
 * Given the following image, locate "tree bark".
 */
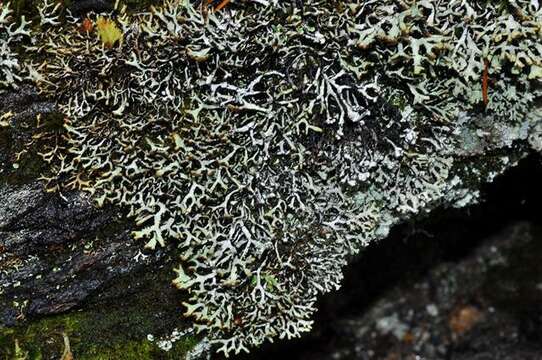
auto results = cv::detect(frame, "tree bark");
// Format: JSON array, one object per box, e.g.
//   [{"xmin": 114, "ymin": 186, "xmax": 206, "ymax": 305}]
[{"xmin": 0, "ymin": 85, "xmax": 200, "ymax": 359}]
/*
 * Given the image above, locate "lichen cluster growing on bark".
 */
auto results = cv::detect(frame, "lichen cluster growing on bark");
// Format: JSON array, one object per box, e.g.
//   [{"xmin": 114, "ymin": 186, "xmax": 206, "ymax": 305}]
[
  {"xmin": 0, "ymin": 4, "xmax": 31, "ymax": 90},
  {"xmin": 1, "ymin": 0, "xmax": 541, "ymax": 356}
]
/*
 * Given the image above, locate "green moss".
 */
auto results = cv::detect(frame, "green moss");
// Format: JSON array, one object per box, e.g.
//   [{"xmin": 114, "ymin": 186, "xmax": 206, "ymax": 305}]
[
  {"xmin": 82, "ymin": 336, "xmax": 199, "ymax": 360},
  {"xmin": 0, "ymin": 309, "xmax": 198, "ymax": 360},
  {"xmin": 0, "ymin": 256, "xmax": 198, "ymax": 360},
  {"xmin": 1, "ymin": 316, "xmax": 70, "ymax": 360},
  {"xmin": 83, "ymin": 341, "xmax": 156, "ymax": 360}
]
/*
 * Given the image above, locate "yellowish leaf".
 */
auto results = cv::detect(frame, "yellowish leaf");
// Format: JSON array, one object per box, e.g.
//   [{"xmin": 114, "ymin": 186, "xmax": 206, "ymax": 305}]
[{"xmin": 96, "ymin": 17, "xmax": 123, "ymax": 48}]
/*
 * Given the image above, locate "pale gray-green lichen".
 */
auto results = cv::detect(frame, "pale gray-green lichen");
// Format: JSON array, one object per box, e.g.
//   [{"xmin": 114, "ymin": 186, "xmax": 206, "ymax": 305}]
[
  {"xmin": 1, "ymin": 0, "xmax": 541, "ymax": 356},
  {"xmin": 0, "ymin": 5, "xmax": 31, "ymax": 91}
]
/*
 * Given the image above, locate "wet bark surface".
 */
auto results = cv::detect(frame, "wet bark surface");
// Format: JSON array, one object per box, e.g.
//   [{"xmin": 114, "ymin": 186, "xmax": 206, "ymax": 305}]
[
  {"xmin": 0, "ymin": 83, "xmax": 179, "ymax": 324},
  {"xmin": 0, "ymin": 86, "xmax": 197, "ymax": 359},
  {"xmin": 1, "ymin": 183, "xmax": 156, "ymax": 323}
]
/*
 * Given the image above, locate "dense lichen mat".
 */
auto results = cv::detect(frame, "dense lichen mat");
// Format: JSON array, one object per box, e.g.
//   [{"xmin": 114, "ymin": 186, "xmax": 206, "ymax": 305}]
[{"xmin": 1, "ymin": 0, "xmax": 541, "ymax": 356}]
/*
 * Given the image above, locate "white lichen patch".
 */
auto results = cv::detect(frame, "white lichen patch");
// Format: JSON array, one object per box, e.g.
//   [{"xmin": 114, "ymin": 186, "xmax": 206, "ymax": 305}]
[
  {"xmin": 147, "ymin": 327, "xmax": 194, "ymax": 352},
  {"xmin": 1, "ymin": 0, "xmax": 541, "ymax": 357},
  {"xmin": 0, "ymin": 3, "xmax": 30, "ymax": 91}
]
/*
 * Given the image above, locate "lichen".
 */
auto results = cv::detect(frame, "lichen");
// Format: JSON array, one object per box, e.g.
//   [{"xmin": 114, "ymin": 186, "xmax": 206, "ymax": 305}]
[
  {"xmin": 0, "ymin": 3, "xmax": 30, "ymax": 92},
  {"xmin": 1, "ymin": 0, "xmax": 541, "ymax": 357}
]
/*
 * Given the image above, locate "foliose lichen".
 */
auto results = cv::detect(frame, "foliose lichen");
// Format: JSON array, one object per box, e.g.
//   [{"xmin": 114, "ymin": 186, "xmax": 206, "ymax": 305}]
[
  {"xmin": 1, "ymin": 0, "xmax": 541, "ymax": 356},
  {"xmin": 0, "ymin": 4, "xmax": 30, "ymax": 91}
]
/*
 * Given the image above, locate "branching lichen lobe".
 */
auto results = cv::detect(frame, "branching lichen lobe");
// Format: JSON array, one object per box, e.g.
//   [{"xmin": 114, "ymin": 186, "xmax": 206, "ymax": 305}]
[{"xmin": 1, "ymin": 0, "xmax": 541, "ymax": 356}]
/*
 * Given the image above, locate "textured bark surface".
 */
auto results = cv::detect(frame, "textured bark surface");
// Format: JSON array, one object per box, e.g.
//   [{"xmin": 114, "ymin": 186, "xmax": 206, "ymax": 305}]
[
  {"xmin": 1, "ymin": 0, "xmax": 541, "ymax": 358},
  {"xmin": 0, "ymin": 86, "xmax": 541, "ymax": 360},
  {"xmin": 0, "ymin": 86, "xmax": 200, "ymax": 359}
]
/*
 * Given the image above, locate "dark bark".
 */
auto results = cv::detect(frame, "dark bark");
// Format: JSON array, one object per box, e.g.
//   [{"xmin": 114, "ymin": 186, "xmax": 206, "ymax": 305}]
[{"xmin": 0, "ymin": 86, "xmax": 198, "ymax": 359}]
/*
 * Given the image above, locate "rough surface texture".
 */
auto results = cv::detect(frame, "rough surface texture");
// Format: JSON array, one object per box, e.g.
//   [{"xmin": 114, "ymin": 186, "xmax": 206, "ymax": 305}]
[
  {"xmin": 240, "ymin": 160, "xmax": 542, "ymax": 359},
  {"xmin": 0, "ymin": 87, "xmax": 200, "ymax": 359},
  {"xmin": 0, "ymin": 0, "xmax": 541, "ymax": 357},
  {"xmin": 246, "ymin": 221, "xmax": 542, "ymax": 360},
  {"xmin": 333, "ymin": 222, "xmax": 542, "ymax": 360}
]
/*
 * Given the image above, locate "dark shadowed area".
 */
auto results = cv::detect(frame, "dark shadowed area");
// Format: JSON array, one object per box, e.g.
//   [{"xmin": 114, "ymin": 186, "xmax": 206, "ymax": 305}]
[{"xmin": 236, "ymin": 154, "xmax": 542, "ymax": 360}]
